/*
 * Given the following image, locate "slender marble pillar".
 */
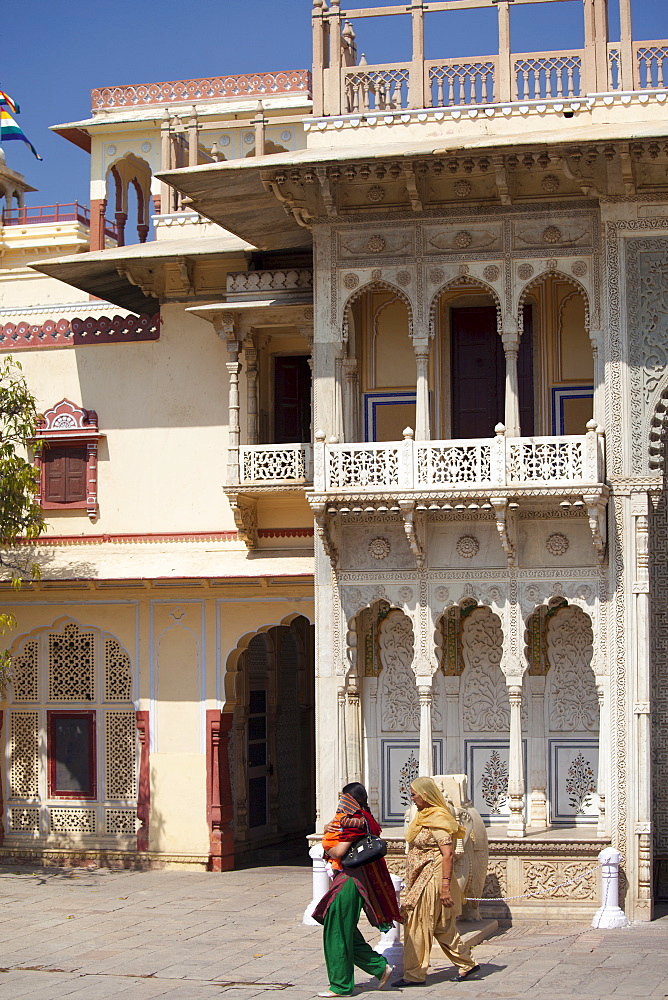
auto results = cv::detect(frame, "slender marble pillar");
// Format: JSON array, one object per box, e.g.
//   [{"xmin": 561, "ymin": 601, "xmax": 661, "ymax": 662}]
[
  {"xmin": 502, "ymin": 333, "xmax": 520, "ymax": 437},
  {"xmin": 418, "ymin": 684, "xmax": 433, "ymax": 776},
  {"xmin": 244, "ymin": 335, "xmax": 259, "ymax": 445},
  {"xmin": 506, "ymin": 682, "xmax": 526, "ymax": 836},
  {"xmin": 413, "ymin": 338, "xmax": 430, "ymax": 440}
]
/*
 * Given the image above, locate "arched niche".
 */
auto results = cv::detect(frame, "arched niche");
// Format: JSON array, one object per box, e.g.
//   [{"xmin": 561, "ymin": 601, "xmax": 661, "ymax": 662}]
[
  {"xmin": 107, "ymin": 153, "xmax": 153, "ymax": 245},
  {"xmin": 518, "ymin": 271, "xmax": 593, "ymax": 435},
  {"xmin": 343, "ymin": 281, "xmax": 415, "ymax": 442}
]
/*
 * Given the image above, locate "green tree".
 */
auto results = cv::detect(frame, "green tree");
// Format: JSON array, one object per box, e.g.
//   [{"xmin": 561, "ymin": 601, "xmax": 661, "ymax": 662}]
[{"xmin": 0, "ymin": 356, "xmax": 44, "ymax": 684}]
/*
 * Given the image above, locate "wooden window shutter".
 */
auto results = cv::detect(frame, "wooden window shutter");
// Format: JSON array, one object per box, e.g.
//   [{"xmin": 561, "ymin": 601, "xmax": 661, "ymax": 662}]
[
  {"xmin": 44, "ymin": 446, "xmax": 88, "ymax": 503},
  {"xmin": 65, "ymin": 447, "xmax": 87, "ymax": 503},
  {"xmin": 44, "ymin": 450, "xmax": 67, "ymax": 502}
]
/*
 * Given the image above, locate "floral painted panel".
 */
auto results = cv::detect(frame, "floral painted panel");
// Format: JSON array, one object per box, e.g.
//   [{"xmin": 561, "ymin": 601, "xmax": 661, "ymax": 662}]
[
  {"xmin": 464, "ymin": 740, "xmax": 527, "ymax": 822},
  {"xmin": 549, "ymin": 740, "xmax": 599, "ymax": 824}
]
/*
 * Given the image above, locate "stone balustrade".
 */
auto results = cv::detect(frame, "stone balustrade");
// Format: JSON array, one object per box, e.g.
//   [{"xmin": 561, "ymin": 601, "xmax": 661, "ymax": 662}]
[
  {"xmin": 239, "ymin": 444, "xmax": 312, "ymax": 484},
  {"xmin": 313, "ymin": 423, "xmax": 605, "ymax": 493},
  {"xmin": 91, "ymin": 70, "xmax": 312, "ymax": 110}
]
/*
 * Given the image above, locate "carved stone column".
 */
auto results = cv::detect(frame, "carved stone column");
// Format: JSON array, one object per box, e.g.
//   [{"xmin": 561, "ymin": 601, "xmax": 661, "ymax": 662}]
[
  {"xmin": 413, "ymin": 337, "xmax": 430, "ymax": 440},
  {"xmin": 502, "ymin": 332, "xmax": 521, "ymax": 437},
  {"xmin": 506, "ymin": 682, "xmax": 526, "ymax": 836},
  {"xmin": 334, "ymin": 351, "xmax": 345, "ymax": 443},
  {"xmin": 418, "ymin": 683, "xmax": 433, "ymax": 776},
  {"xmin": 342, "ymin": 358, "xmax": 359, "ymax": 443},
  {"xmin": 160, "ymin": 109, "xmax": 173, "ymax": 214},
  {"xmin": 596, "ymin": 680, "xmax": 608, "ymax": 837},
  {"xmin": 346, "ymin": 676, "xmax": 363, "ymax": 783},
  {"xmin": 188, "ymin": 106, "xmax": 199, "ymax": 166},
  {"xmin": 337, "ymin": 686, "xmax": 348, "ymax": 790},
  {"xmin": 244, "ymin": 334, "xmax": 259, "ymax": 445},
  {"xmin": 633, "ymin": 503, "xmax": 653, "ymax": 915},
  {"xmin": 253, "ymin": 101, "xmax": 266, "ymax": 156},
  {"xmin": 528, "ymin": 675, "xmax": 548, "ymax": 827},
  {"xmin": 216, "ymin": 314, "xmax": 241, "ymax": 486},
  {"xmin": 590, "ymin": 331, "xmax": 604, "ymax": 429}
]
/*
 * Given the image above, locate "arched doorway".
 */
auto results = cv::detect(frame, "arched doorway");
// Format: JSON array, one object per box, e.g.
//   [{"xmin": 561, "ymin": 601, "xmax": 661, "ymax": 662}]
[{"xmin": 230, "ymin": 615, "xmax": 315, "ymax": 858}]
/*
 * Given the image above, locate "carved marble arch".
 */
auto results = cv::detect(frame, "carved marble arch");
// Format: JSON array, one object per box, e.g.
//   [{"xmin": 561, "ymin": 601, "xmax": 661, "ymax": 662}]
[
  {"xmin": 544, "ymin": 604, "xmax": 598, "ymax": 734},
  {"xmin": 428, "ymin": 275, "xmax": 503, "ymax": 340},
  {"xmin": 223, "ymin": 612, "xmax": 314, "ymax": 707},
  {"xmin": 435, "ymin": 597, "xmax": 481, "ymax": 677},
  {"xmin": 347, "ymin": 599, "xmax": 403, "ymax": 679},
  {"xmin": 342, "ymin": 279, "xmax": 414, "ymax": 343},
  {"xmin": 523, "ymin": 593, "xmax": 598, "ymax": 673},
  {"xmin": 517, "ymin": 270, "xmax": 591, "ymax": 338},
  {"xmin": 458, "ymin": 606, "xmax": 509, "ymax": 734}
]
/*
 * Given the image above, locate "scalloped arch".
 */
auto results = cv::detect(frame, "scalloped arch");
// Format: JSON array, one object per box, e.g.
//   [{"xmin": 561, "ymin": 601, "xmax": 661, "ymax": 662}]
[
  {"xmin": 428, "ymin": 275, "xmax": 503, "ymax": 339},
  {"xmin": 517, "ymin": 269, "xmax": 591, "ymax": 335},
  {"xmin": 342, "ymin": 279, "xmax": 414, "ymax": 341},
  {"xmin": 223, "ymin": 612, "xmax": 313, "ymax": 706}
]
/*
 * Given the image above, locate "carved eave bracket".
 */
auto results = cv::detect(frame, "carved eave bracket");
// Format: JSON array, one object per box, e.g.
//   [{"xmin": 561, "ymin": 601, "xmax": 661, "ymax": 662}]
[
  {"xmin": 117, "ymin": 264, "xmax": 164, "ymax": 299},
  {"xmin": 260, "ymin": 169, "xmax": 314, "ymax": 230},
  {"xmin": 491, "ymin": 496, "xmax": 516, "ymax": 567},
  {"xmin": 311, "ymin": 501, "xmax": 338, "ymax": 567},
  {"xmin": 228, "ymin": 493, "xmax": 257, "ymax": 549},
  {"xmin": 399, "ymin": 499, "xmax": 425, "ymax": 568},
  {"xmin": 583, "ymin": 488, "xmax": 609, "ymax": 564}
]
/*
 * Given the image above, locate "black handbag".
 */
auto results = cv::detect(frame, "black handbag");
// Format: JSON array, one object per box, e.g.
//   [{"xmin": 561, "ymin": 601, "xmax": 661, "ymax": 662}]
[{"xmin": 342, "ymin": 818, "xmax": 387, "ymax": 869}]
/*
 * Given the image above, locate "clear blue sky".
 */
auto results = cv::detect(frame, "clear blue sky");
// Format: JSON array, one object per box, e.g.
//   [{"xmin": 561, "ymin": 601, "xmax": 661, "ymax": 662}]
[{"xmin": 0, "ymin": 0, "xmax": 665, "ymax": 209}]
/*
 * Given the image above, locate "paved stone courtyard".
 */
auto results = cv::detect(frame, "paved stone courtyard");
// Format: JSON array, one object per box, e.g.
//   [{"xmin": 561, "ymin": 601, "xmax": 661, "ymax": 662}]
[{"xmin": 0, "ymin": 864, "xmax": 665, "ymax": 1000}]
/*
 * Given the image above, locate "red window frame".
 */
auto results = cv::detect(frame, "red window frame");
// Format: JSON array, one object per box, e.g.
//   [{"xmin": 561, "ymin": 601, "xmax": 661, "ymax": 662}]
[
  {"xmin": 42, "ymin": 444, "xmax": 89, "ymax": 507},
  {"xmin": 47, "ymin": 711, "xmax": 97, "ymax": 800}
]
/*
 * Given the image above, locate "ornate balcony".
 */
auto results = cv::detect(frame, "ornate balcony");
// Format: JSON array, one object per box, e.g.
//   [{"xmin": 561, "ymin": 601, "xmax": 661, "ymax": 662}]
[
  {"xmin": 309, "ymin": 423, "xmax": 608, "ymax": 568},
  {"xmin": 239, "ymin": 444, "xmax": 312, "ymax": 485}
]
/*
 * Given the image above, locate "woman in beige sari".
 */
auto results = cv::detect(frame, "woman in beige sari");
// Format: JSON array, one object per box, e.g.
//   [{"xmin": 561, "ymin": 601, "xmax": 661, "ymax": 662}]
[{"xmin": 392, "ymin": 777, "xmax": 480, "ymax": 986}]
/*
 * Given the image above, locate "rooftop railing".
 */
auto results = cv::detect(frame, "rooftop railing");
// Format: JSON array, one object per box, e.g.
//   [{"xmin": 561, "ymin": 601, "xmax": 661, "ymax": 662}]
[
  {"xmin": 91, "ymin": 70, "xmax": 312, "ymax": 111},
  {"xmin": 2, "ymin": 203, "xmax": 118, "ymax": 239},
  {"xmin": 313, "ymin": 1, "xmax": 668, "ymax": 116}
]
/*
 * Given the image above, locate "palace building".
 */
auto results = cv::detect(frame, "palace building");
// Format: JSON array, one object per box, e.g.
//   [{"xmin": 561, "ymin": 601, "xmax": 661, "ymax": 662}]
[{"xmin": 1, "ymin": 0, "xmax": 667, "ymax": 921}]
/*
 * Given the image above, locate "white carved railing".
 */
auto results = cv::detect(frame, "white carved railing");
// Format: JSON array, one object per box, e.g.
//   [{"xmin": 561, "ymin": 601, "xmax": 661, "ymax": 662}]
[
  {"xmin": 240, "ymin": 444, "xmax": 312, "ymax": 484},
  {"xmin": 635, "ymin": 43, "xmax": 668, "ymax": 89},
  {"xmin": 343, "ymin": 63, "xmax": 410, "ymax": 112},
  {"xmin": 427, "ymin": 58, "xmax": 497, "ymax": 107},
  {"xmin": 226, "ymin": 268, "xmax": 313, "ymax": 296},
  {"xmin": 513, "ymin": 49, "xmax": 583, "ymax": 100},
  {"xmin": 324, "ymin": 441, "xmax": 403, "ymax": 488},
  {"xmin": 314, "ymin": 424, "xmax": 605, "ymax": 493}
]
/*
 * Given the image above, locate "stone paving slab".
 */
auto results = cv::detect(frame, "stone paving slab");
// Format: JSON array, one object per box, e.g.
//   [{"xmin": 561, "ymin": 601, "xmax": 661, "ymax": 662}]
[{"xmin": 0, "ymin": 865, "xmax": 666, "ymax": 999}]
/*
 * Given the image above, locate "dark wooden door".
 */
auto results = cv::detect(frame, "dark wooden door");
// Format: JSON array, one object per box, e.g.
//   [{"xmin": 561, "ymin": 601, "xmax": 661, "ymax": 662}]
[
  {"xmin": 451, "ymin": 306, "xmax": 504, "ymax": 439},
  {"xmin": 451, "ymin": 306, "xmax": 534, "ymax": 438},
  {"xmin": 274, "ymin": 355, "xmax": 311, "ymax": 443}
]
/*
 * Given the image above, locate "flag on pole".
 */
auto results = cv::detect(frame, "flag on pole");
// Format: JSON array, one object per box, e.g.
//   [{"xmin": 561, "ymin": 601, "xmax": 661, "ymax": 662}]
[
  {"xmin": 0, "ymin": 90, "xmax": 20, "ymax": 114},
  {"xmin": 0, "ymin": 109, "xmax": 41, "ymax": 160}
]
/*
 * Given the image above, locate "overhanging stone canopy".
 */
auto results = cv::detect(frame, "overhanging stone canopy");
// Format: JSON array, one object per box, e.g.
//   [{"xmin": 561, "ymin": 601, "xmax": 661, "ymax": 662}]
[{"xmin": 160, "ymin": 121, "xmax": 668, "ymax": 246}]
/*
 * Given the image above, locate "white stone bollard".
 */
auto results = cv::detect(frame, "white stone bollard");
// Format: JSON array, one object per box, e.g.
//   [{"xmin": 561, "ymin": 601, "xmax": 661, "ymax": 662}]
[
  {"xmin": 592, "ymin": 847, "xmax": 628, "ymax": 929},
  {"xmin": 303, "ymin": 842, "xmax": 331, "ymax": 926},
  {"xmin": 374, "ymin": 873, "xmax": 404, "ymax": 975}
]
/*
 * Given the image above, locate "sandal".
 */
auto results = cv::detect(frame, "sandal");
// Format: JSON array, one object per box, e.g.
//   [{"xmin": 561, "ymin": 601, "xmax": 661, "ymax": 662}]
[{"xmin": 453, "ymin": 965, "xmax": 481, "ymax": 983}]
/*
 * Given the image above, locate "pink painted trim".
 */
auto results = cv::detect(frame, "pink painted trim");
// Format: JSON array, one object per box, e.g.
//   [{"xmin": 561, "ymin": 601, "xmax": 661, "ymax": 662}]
[
  {"xmin": 136, "ymin": 711, "xmax": 150, "ymax": 853},
  {"xmin": 258, "ymin": 527, "xmax": 314, "ymax": 538},
  {"xmin": 92, "ymin": 70, "xmax": 311, "ymax": 110},
  {"xmin": 17, "ymin": 530, "xmax": 240, "ymax": 546},
  {"xmin": 0, "ymin": 314, "xmax": 160, "ymax": 351}
]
